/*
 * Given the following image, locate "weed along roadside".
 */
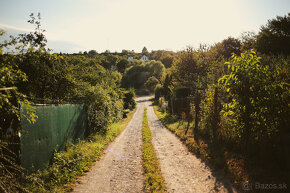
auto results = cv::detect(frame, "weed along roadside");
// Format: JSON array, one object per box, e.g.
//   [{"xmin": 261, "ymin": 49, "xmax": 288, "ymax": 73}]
[
  {"xmin": 153, "ymin": 104, "xmax": 258, "ymax": 192},
  {"xmin": 24, "ymin": 108, "xmax": 137, "ymax": 193},
  {"xmin": 142, "ymin": 108, "xmax": 166, "ymax": 193}
]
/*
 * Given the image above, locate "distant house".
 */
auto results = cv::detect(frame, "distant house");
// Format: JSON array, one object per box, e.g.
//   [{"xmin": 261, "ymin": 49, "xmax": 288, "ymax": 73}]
[
  {"xmin": 128, "ymin": 56, "xmax": 134, "ymax": 62},
  {"xmin": 141, "ymin": 55, "xmax": 148, "ymax": 61}
]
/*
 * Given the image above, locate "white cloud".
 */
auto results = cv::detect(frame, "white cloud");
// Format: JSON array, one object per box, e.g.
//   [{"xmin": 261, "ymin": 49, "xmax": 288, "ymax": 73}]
[
  {"xmin": 0, "ymin": 23, "xmax": 31, "ymax": 33},
  {"xmin": 0, "ymin": 23, "xmax": 85, "ymax": 53}
]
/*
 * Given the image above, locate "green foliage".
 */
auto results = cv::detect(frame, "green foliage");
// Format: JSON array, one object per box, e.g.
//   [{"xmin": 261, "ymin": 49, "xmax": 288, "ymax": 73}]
[
  {"xmin": 239, "ymin": 31, "xmax": 256, "ymax": 52},
  {"xmin": 101, "ymin": 54, "xmax": 120, "ymax": 70},
  {"xmin": 123, "ymin": 88, "xmax": 136, "ymax": 110},
  {"xmin": 154, "ymin": 84, "xmax": 163, "ymax": 101},
  {"xmin": 255, "ymin": 13, "xmax": 290, "ymax": 55},
  {"xmin": 142, "ymin": 46, "xmax": 149, "ymax": 55},
  {"xmin": 117, "ymin": 58, "xmax": 129, "ymax": 73},
  {"xmin": 146, "ymin": 60, "xmax": 166, "ymax": 80},
  {"xmin": 174, "ymin": 86, "xmax": 191, "ymax": 98},
  {"xmin": 200, "ymin": 87, "xmax": 220, "ymax": 140},
  {"xmin": 145, "ymin": 76, "xmax": 159, "ymax": 93},
  {"xmin": 122, "ymin": 60, "xmax": 165, "ymax": 90},
  {"xmin": 219, "ymin": 50, "xmax": 290, "ymax": 145},
  {"xmin": 16, "ymin": 13, "xmax": 47, "ymax": 50},
  {"xmin": 142, "ymin": 108, "xmax": 165, "ymax": 192},
  {"xmin": 122, "ymin": 64, "xmax": 149, "ymax": 89},
  {"xmin": 171, "ymin": 46, "xmax": 207, "ymax": 93},
  {"xmin": 88, "ymin": 50, "xmax": 97, "ymax": 57},
  {"xmin": 160, "ymin": 53, "xmax": 174, "ymax": 68},
  {"xmin": 218, "ymin": 37, "xmax": 241, "ymax": 59},
  {"xmin": 161, "ymin": 74, "xmax": 173, "ymax": 101}
]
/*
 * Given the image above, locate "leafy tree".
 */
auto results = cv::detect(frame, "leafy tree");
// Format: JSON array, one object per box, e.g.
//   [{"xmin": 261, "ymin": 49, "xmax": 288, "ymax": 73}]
[
  {"xmin": 146, "ymin": 60, "xmax": 166, "ymax": 80},
  {"xmin": 212, "ymin": 37, "xmax": 241, "ymax": 59},
  {"xmin": 121, "ymin": 49, "xmax": 129, "ymax": 55},
  {"xmin": 122, "ymin": 60, "xmax": 165, "ymax": 89},
  {"xmin": 101, "ymin": 54, "xmax": 119, "ymax": 70},
  {"xmin": 117, "ymin": 58, "xmax": 129, "ymax": 73},
  {"xmin": 149, "ymin": 50, "xmax": 164, "ymax": 60},
  {"xmin": 16, "ymin": 13, "xmax": 47, "ymax": 51},
  {"xmin": 240, "ymin": 31, "xmax": 256, "ymax": 52},
  {"xmin": 160, "ymin": 53, "xmax": 174, "ymax": 68},
  {"xmin": 255, "ymin": 13, "xmax": 290, "ymax": 55},
  {"xmin": 154, "ymin": 84, "xmax": 163, "ymax": 101},
  {"xmin": 219, "ymin": 50, "xmax": 290, "ymax": 148},
  {"xmin": 123, "ymin": 88, "xmax": 136, "ymax": 110},
  {"xmin": 122, "ymin": 64, "xmax": 149, "ymax": 89},
  {"xmin": 171, "ymin": 46, "xmax": 204, "ymax": 91},
  {"xmin": 162, "ymin": 74, "xmax": 173, "ymax": 101},
  {"xmin": 142, "ymin": 46, "xmax": 149, "ymax": 55},
  {"xmin": 88, "ymin": 50, "xmax": 97, "ymax": 57},
  {"xmin": 145, "ymin": 76, "xmax": 159, "ymax": 93}
]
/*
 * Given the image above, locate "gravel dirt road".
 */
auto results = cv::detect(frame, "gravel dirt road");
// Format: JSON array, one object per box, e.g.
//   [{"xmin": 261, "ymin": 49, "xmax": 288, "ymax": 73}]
[
  {"xmin": 72, "ymin": 98, "xmax": 146, "ymax": 193},
  {"xmin": 146, "ymin": 97, "xmax": 238, "ymax": 193},
  {"xmin": 72, "ymin": 96, "xmax": 238, "ymax": 193}
]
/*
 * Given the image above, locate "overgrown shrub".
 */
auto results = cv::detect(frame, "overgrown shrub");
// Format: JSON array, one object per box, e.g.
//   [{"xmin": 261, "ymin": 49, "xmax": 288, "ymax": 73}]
[
  {"xmin": 154, "ymin": 84, "xmax": 163, "ymax": 101},
  {"xmin": 174, "ymin": 86, "xmax": 191, "ymax": 98},
  {"xmin": 123, "ymin": 88, "xmax": 136, "ymax": 110},
  {"xmin": 219, "ymin": 50, "xmax": 290, "ymax": 150},
  {"xmin": 199, "ymin": 86, "xmax": 220, "ymax": 139}
]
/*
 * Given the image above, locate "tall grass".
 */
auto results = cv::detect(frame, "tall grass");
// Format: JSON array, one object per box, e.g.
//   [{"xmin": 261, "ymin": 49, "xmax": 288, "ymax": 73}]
[{"xmin": 142, "ymin": 108, "xmax": 165, "ymax": 192}]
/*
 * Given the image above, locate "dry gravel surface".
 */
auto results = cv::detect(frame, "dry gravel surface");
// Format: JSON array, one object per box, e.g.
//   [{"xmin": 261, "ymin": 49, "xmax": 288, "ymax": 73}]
[
  {"xmin": 72, "ymin": 98, "xmax": 146, "ymax": 193},
  {"xmin": 145, "ymin": 97, "xmax": 238, "ymax": 193},
  {"xmin": 72, "ymin": 96, "xmax": 238, "ymax": 193}
]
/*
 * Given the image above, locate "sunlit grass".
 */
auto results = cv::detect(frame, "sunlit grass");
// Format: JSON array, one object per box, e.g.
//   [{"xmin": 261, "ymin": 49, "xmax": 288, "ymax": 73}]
[{"xmin": 142, "ymin": 108, "xmax": 166, "ymax": 193}]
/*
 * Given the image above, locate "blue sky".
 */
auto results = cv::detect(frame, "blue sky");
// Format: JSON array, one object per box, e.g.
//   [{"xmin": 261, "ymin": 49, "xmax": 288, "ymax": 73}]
[{"xmin": 0, "ymin": 0, "xmax": 289, "ymax": 53}]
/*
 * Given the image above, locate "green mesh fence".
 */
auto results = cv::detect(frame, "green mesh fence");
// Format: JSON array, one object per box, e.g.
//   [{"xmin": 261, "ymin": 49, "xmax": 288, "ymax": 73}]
[{"xmin": 20, "ymin": 103, "xmax": 87, "ymax": 171}]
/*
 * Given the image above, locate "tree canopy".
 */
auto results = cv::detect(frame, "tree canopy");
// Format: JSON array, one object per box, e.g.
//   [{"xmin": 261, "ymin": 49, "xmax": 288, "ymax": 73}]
[{"xmin": 255, "ymin": 13, "xmax": 290, "ymax": 55}]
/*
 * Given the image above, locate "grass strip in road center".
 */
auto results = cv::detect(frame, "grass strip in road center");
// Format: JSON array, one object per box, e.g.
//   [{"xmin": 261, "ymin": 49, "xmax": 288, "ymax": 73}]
[{"xmin": 142, "ymin": 108, "xmax": 166, "ymax": 193}]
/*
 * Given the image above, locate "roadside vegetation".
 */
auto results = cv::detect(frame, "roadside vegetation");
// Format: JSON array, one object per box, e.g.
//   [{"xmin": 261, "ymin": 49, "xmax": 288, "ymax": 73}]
[
  {"xmin": 142, "ymin": 108, "xmax": 165, "ymax": 193},
  {"xmin": 153, "ymin": 13, "xmax": 290, "ymax": 191},
  {"xmin": 24, "ymin": 108, "xmax": 136, "ymax": 192}
]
